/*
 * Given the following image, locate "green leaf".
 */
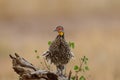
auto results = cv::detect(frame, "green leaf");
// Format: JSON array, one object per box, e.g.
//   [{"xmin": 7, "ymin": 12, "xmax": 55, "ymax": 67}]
[
  {"xmin": 86, "ymin": 58, "xmax": 88, "ymax": 61},
  {"xmin": 35, "ymin": 50, "xmax": 37, "ymax": 53},
  {"xmin": 69, "ymin": 42, "xmax": 75, "ymax": 49},
  {"xmin": 82, "ymin": 58, "xmax": 85, "ymax": 62},
  {"xmin": 48, "ymin": 41, "xmax": 52, "ymax": 46},
  {"xmin": 36, "ymin": 56, "xmax": 40, "ymax": 59},
  {"xmin": 79, "ymin": 76, "xmax": 86, "ymax": 80},
  {"xmin": 74, "ymin": 65, "xmax": 79, "ymax": 71},
  {"xmin": 83, "ymin": 56, "xmax": 86, "ymax": 59},
  {"xmin": 71, "ymin": 76, "xmax": 75, "ymax": 80},
  {"xmin": 71, "ymin": 42, "xmax": 75, "ymax": 49},
  {"xmin": 85, "ymin": 66, "xmax": 89, "ymax": 71},
  {"xmin": 82, "ymin": 56, "xmax": 87, "ymax": 62},
  {"xmin": 84, "ymin": 61, "xmax": 87, "ymax": 64}
]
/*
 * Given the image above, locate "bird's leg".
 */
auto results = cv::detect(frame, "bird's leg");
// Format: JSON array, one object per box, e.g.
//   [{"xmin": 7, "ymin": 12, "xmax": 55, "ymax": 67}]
[
  {"xmin": 60, "ymin": 66, "xmax": 64, "ymax": 76},
  {"xmin": 64, "ymin": 65, "xmax": 66, "ymax": 75},
  {"xmin": 56, "ymin": 66, "xmax": 61, "ymax": 75},
  {"xmin": 56, "ymin": 65, "xmax": 65, "ymax": 76}
]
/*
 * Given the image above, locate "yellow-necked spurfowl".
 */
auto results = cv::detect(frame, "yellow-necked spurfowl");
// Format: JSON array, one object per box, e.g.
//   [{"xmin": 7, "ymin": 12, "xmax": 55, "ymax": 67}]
[{"xmin": 43, "ymin": 26, "xmax": 74, "ymax": 76}]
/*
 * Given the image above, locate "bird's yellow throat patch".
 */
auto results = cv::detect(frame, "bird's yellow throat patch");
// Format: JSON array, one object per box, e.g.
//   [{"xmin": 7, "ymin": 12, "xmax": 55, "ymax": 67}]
[{"xmin": 59, "ymin": 32, "xmax": 64, "ymax": 36}]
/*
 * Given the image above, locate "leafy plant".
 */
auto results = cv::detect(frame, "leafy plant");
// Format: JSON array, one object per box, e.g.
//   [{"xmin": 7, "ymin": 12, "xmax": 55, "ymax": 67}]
[{"xmin": 71, "ymin": 56, "xmax": 89, "ymax": 80}]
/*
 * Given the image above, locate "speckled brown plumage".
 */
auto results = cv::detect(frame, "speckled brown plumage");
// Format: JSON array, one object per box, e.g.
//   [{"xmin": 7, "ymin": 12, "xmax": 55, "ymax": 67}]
[{"xmin": 43, "ymin": 26, "xmax": 74, "ymax": 76}]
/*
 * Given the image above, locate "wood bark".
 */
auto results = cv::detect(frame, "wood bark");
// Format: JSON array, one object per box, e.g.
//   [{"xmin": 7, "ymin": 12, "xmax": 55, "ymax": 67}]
[{"xmin": 9, "ymin": 53, "xmax": 71, "ymax": 80}]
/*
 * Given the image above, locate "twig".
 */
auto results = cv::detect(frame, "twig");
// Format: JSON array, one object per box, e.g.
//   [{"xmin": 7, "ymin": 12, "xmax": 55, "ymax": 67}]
[
  {"xmin": 43, "ymin": 58, "xmax": 51, "ymax": 71},
  {"xmin": 74, "ymin": 58, "xmax": 84, "ymax": 80},
  {"xmin": 79, "ymin": 59, "xmax": 84, "ymax": 71},
  {"xmin": 68, "ymin": 70, "xmax": 72, "ymax": 80}
]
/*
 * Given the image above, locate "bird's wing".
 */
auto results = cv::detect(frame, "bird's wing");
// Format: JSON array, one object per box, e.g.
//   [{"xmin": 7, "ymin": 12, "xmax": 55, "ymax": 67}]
[
  {"xmin": 71, "ymin": 52, "xmax": 74, "ymax": 57},
  {"xmin": 70, "ymin": 52, "xmax": 75, "ymax": 60},
  {"xmin": 42, "ymin": 51, "xmax": 52, "ymax": 63},
  {"xmin": 42, "ymin": 51, "xmax": 49, "ymax": 57}
]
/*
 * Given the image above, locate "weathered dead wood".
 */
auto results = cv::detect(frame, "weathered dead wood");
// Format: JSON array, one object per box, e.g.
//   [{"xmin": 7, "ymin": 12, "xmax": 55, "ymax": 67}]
[{"xmin": 9, "ymin": 53, "xmax": 70, "ymax": 80}]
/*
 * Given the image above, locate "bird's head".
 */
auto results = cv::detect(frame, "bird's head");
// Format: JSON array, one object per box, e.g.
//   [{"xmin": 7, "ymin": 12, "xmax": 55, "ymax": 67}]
[{"xmin": 54, "ymin": 26, "xmax": 64, "ymax": 36}]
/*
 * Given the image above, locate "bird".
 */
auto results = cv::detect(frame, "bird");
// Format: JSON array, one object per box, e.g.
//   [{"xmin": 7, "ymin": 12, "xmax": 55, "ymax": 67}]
[{"xmin": 43, "ymin": 26, "xmax": 74, "ymax": 76}]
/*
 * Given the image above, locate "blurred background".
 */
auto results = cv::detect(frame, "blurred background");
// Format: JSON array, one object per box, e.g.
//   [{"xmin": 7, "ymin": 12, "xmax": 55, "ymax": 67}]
[{"xmin": 0, "ymin": 0, "xmax": 120, "ymax": 80}]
